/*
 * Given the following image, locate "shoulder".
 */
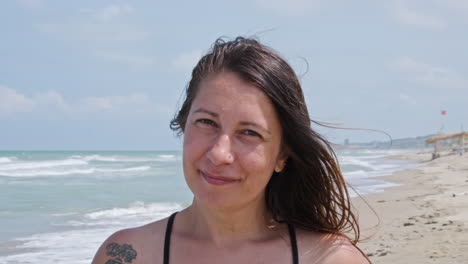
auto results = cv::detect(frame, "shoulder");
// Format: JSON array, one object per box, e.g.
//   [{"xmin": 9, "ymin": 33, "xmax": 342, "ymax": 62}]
[
  {"xmin": 317, "ymin": 235, "xmax": 369, "ymax": 264},
  {"xmin": 91, "ymin": 217, "xmax": 170, "ymax": 264},
  {"xmin": 296, "ymin": 230, "xmax": 369, "ymax": 264},
  {"xmin": 91, "ymin": 228, "xmax": 141, "ymax": 264}
]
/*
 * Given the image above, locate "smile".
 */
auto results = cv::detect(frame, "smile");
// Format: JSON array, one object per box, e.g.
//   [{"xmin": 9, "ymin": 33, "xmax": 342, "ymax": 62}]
[{"xmin": 199, "ymin": 170, "xmax": 239, "ymax": 186}]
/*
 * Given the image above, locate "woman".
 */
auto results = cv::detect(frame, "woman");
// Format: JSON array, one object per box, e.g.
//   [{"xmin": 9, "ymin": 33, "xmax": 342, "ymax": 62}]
[{"xmin": 92, "ymin": 37, "xmax": 369, "ymax": 264}]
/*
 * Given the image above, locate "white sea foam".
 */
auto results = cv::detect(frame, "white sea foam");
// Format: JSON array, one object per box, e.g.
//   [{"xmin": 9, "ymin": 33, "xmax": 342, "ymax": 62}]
[
  {"xmin": 96, "ymin": 166, "xmax": 151, "ymax": 173},
  {"xmin": 51, "ymin": 212, "xmax": 79, "ymax": 217},
  {"xmin": 0, "ymin": 157, "xmax": 14, "ymax": 163},
  {"xmin": 85, "ymin": 201, "xmax": 180, "ymax": 220},
  {"xmin": 0, "ymin": 159, "xmax": 88, "ymax": 171},
  {"xmin": 342, "ymin": 160, "xmax": 405, "ymax": 180},
  {"xmin": 343, "ymin": 170, "xmax": 367, "ymax": 179},
  {"xmin": 339, "ymin": 156, "xmax": 374, "ymax": 169},
  {"xmin": 2, "ymin": 228, "xmax": 114, "ymax": 264},
  {"xmin": 351, "ymin": 182, "xmax": 400, "ymax": 197},
  {"xmin": 59, "ymin": 202, "xmax": 182, "ymax": 228},
  {"xmin": 70, "ymin": 154, "xmax": 178, "ymax": 163},
  {"xmin": 1, "ymin": 202, "xmax": 183, "ymax": 264},
  {"xmin": 72, "ymin": 154, "xmax": 134, "ymax": 162},
  {"xmin": 82, "ymin": 155, "xmax": 120, "ymax": 162},
  {"xmin": 0, "ymin": 166, "xmax": 151, "ymax": 177},
  {"xmin": 158, "ymin": 154, "xmax": 175, "ymax": 159},
  {"xmin": 0, "ymin": 168, "xmax": 95, "ymax": 177},
  {"xmin": 156, "ymin": 154, "xmax": 177, "ymax": 161}
]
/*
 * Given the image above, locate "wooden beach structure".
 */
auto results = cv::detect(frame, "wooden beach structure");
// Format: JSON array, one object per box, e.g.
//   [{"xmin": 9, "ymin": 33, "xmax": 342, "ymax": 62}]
[{"xmin": 426, "ymin": 132, "xmax": 468, "ymax": 159}]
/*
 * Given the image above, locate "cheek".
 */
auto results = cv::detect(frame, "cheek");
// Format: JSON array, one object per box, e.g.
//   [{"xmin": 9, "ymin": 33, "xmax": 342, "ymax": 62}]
[
  {"xmin": 183, "ymin": 127, "xmax": 211, "ymax": 167},
  {"xmin": 182, "ymin": 131, "xmax": 203, "ymax": 190},
  {"xmin": 240, "ymin": 146, "xmax": 276, "ymax": 183},
  {"xmin": 241, "ymin": 140, "xmax": 280, "ymax": 168}
]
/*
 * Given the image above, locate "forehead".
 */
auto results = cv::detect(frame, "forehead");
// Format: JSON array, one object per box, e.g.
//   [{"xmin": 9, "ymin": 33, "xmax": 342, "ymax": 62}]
[
  {"xmin": 193, "ymin": 72, "xmax": 273, "ymax": 113},
  {"xmin": 190, "ymin": 72, "xmax": 281, "ymax": 130}
]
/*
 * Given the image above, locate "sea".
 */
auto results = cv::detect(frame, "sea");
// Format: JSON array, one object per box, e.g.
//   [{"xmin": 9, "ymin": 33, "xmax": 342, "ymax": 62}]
[{"xmin": 0, "ymin": 149, "xmax": 419, "ymax": 263}]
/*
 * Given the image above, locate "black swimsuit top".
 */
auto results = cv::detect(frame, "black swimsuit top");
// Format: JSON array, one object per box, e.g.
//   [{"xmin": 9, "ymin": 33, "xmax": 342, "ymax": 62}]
[{"xmin": 163, "ymin": 212, "xmax": 299, "ymax": 264}]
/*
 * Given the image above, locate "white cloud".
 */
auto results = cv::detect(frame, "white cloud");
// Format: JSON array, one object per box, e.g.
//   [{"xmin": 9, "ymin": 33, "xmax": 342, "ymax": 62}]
[
  {"xmin": 255, "ymin": 0, "xmax": 320, "ymax": 16},
  {"xmin": 0, "ymin": 86, "xmax": 70, "ymax": 115},
  {"xmin": 399, "ymin": 93, "xmax": 410, "ymax": 101},
  {"xmin": 443, "ymin": 0, "xmax": 468, "ymax": 12},
  {"xmin": 393, "ymin": 8, "xmax": 447, "ymax": 29},
  {"xmin": 37, "ymin": 20, "xmax": 149, "ymax": 46},
  {"xmin": 33, "ymin": 90, "xmax": 68, "ymax": 110},
  {"xmin": 171, "ymin": 50, "xmax": 203, "ymax": 73},
  {"xmin": 92, "ymin": 4, "xmax": 135, "ymax": 22},
  {"xmin": 79, "ymin": 94, "xmax": 152, "ymax": 113},
  {"xmin": 398, "ymin": 93, "xmax": 418, "ymax": 106},
  {"xmin": 0, "ymin": 86, "xmax": 165, "ymax": 116},
  {"xmin": 390, "ymin": 56, "xmax": 467, "ymax": 89},
  {"xmin": 0, "ymin": 85, "xmax": 35, "ymax": 113},
  {"xmin": 389, "ymin": 0, "xmax": 468, "ymax": 29},
  {"xmin": 95, "ymin": 50, "xmax": 154, "ymax": 70},
  {"xmin": 36, "ymin": 4, "xmax": 152, "ymax": 68},
  {"xmin": 17, "ymin": 0, "xmax": 43, "ymax": 9}
]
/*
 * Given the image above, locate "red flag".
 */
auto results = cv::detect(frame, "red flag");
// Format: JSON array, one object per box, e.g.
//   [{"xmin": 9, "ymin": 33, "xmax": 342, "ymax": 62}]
[{"xmin": 441, "ymin": 110, "xmax": 447, "ymax": 115}]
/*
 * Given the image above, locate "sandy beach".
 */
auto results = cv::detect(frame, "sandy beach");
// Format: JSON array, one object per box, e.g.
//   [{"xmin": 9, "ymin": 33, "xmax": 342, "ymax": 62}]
[{"xmin": 355, "ymin": 151, "xmax": 468, "ymax": 263}]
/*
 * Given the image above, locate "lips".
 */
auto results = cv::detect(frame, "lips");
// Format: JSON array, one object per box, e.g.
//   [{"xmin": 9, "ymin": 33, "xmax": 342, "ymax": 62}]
[{"xmin": 199, "ymin": 170, "xmax": 239, "ymax": 186}]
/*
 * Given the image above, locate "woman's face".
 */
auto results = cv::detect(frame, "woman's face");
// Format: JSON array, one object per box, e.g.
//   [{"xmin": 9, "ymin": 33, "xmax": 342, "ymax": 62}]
[{"xmin": 182, "ymin": 71, "xmax": 286, "ymax": 211}]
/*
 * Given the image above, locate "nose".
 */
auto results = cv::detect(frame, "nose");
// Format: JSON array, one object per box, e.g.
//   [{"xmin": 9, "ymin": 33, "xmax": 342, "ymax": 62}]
[{"xmin": 207, "ymin": 134, "xmax": 234, "ymax": 166}]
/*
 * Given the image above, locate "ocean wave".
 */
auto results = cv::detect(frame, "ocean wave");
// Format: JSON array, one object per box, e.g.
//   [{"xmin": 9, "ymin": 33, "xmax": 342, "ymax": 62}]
[
  {"xmin": 85, "ymin": 201, "xmax": 181, "ymax": 220},
  {"xmin": 0, "ymin": 166, "xmax": 151, "ymax": 177},
  {"xmin": 342, "ymin": 170, "xmax": 371, "ymax": 180},
  {"xmin": 96, "ymin": 166, "xmax": 151, "ymax": 173},
  {"xmin": 157, "ymin": 154, "xmax": 176, "ymax": 160},
  {"xmin": 339, "ymin": 156, "xmax": 374, "ymax": 169},
  {"xmin": 2, "ymin": 202, "xmax": 183, "ymax": 263},
  {"xmin": 343, "ymin": 169, "xmax": 367, "ymax": 176},
  {"xmin": 355, "ymin": 154, "xmax": 387, "ymax": 159},
  {"xmin": 0, "ymin": 168, "xmax": 95, "ymax": 177},
  {"xmin": 0, "ymin": 159, "xmax": 88, "ymax": 171},
  {"xmin": 3, "ymin": 228, "xmax": 116, "ymax": 264},
  {"xmin": 51, "ymin": 212, "xmax": 79, "ymax": 217},
  {"xmin": 351, "ymin": 181, "xmax": 400, "ymax": 197},
  {"xmin": 82, "ymin": 155, "xmax": 122, "ymax": 162},
  {"xmin": 0, "ymin": 157, "xmax": 14, "ymax": 163},
  {"xmin": 70, "ymin": 154, "xmax": 178, "ymax": 163}
]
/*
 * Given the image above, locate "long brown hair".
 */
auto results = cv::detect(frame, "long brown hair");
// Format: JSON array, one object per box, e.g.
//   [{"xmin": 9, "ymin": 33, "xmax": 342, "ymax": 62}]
[{"xmin": 170, "ymin": 37, "xmax": 361, "ymax": 245}]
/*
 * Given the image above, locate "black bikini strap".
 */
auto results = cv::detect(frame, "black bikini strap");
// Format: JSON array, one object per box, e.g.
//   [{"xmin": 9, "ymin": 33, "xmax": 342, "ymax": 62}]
[
  {"xmin": 287, "ymin": 223, "xmax": 299, "ymax": 264},
  {"xmin": 163, "ymin": 212, "xmax": 178, "ymax": 264},
  {"xmin": 164, "ymin": 212, "xmax": 298, "ymax": 264}
]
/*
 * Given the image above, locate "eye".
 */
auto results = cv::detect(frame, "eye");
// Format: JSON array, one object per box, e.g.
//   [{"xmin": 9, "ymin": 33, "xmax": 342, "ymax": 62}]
[
  {"xmin": 196, "ymin": 118, "xmax": 217, "ymax": 127},
  {"xmin": 241, "ymin": 129, "xmax": 262, "ymax": 138}
]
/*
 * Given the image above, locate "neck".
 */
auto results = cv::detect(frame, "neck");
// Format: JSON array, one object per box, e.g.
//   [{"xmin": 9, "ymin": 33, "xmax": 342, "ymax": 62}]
[{"xmin": 179, "ymin": 197, "xmax": 279, "ymax": 245}]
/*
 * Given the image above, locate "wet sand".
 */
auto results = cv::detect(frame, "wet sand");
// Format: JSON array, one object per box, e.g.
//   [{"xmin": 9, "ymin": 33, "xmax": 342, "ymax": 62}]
[{"xmin": 355, "ymin": 152, "xmax": 468, "ymax": 263}]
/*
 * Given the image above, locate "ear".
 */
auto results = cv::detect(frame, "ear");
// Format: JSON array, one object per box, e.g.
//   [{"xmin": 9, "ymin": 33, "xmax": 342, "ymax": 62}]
[{"xmin": 274, "ymin": 154, "xmax": 288, "ymax": 173}]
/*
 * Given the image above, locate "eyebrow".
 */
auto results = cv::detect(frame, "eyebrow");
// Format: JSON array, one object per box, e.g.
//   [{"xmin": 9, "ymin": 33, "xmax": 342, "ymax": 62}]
[
  {"xmin": 193, "ymin": 108, "xmax": 218, "ymax": 117},
  {"xmin": 193, "ymin": 107, "xmax": 272, "ymax": 136}
]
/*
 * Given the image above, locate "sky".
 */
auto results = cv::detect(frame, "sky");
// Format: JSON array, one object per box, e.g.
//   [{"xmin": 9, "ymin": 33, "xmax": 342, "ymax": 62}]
[{"xmin": 1, "ymin": 0, "xmax": 467, "ymax": 150}]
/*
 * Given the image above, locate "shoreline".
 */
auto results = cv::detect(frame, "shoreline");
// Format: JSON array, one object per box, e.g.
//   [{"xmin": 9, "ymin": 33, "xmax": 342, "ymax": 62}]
[
  {"xmin": 354, "ymin": 151, "xmax": 468, "ymax": 263},
  {"xmin": 1, "ymin": 149, "xmax": 467, "ymax": 263}
]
